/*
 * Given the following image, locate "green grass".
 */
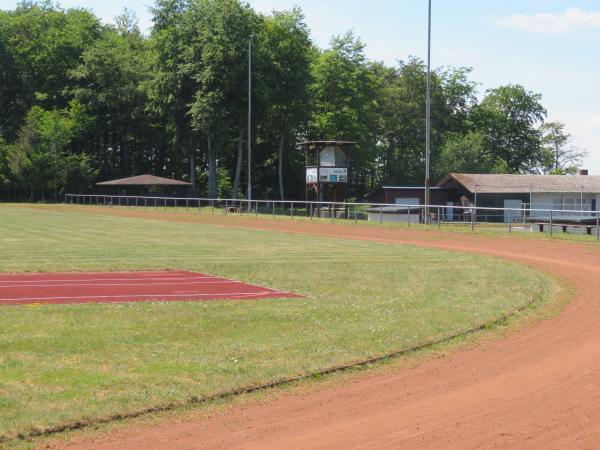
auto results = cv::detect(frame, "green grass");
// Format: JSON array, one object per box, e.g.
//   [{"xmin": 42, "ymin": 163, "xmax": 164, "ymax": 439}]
[
  {"xmin": 82, "ymin": 200, "xmax": 600, "ymax": 244},
  {"xmin": 0, "ymin": 205, "xmax": 554, "ymax": 440}
]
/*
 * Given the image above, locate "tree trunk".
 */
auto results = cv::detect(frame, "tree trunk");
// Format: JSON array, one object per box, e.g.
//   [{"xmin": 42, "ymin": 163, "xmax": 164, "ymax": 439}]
[
  {"xmin": 232, "ymin": 127, "xmax": 244, "ymax": 200},
  {"xmin": 278, "ymin": 133, "xmax": 286, "ymax": 201},
  {"xmin": 189, "ymin": 153, "xmax": 197, "ymax": 196},
  {"xmin": 122, "ymin": 138, "xmax": 129, "ymax": 176},
  {"xmin": 207, "ymin": 133, "xmax": 217, "ymax": 198}
]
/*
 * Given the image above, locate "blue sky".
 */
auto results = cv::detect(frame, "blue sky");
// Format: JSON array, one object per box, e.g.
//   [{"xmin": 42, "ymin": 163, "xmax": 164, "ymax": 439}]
[{"xmin": 2, "ymin": 0, "xmax": 599, "ymax": 173}]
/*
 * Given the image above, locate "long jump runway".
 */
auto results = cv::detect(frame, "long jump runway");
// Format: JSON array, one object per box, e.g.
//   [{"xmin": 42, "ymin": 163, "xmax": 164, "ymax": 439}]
[{"xmin": 0, "ymin": 271, "xmax": 301, "ymax": 305}]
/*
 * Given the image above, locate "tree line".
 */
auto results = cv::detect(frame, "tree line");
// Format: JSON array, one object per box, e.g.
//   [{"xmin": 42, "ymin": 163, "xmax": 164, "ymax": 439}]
[{"xmin": 0, "ymin": 0, "xmax": 586, "ymax": 201}]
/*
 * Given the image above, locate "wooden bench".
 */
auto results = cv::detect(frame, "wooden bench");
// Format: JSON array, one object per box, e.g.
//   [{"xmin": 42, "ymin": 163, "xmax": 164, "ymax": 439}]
[{"xmin": 534, "ymin": 222, "xmax": 594, "ymax": 235}]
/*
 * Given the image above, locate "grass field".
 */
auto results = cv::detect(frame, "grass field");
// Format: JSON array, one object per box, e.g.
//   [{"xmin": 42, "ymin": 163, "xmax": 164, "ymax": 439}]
[
  {"xmin": 72, "ymin": 199, "xmax": 600, "ymax": 244},
  {"xmin": 0, "ymin": 205, "xmax": 554, "ymax": 441}
]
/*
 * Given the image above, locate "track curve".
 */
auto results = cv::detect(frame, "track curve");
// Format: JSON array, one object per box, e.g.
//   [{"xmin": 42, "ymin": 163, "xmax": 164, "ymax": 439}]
[{"xmin": 59, "ymin": 213, "xmax": 600, "ymax": 449}]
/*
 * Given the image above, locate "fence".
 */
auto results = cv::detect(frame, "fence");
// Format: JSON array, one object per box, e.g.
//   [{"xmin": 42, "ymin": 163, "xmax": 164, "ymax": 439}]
[
  {"xmin": 524, "ymin": 202, "xmax": 592, "ymax": 219},
  {"xmin": 64, "ymin": 194, "xmax": 600, "ymax": 240}
]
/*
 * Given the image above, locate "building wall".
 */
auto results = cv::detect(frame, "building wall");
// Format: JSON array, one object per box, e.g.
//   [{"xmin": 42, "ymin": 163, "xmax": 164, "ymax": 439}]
[
  {"xmin": 469, "ymin": 193, "xmax": 529, "ymax": 222},
  {"xmin": 530, "ymin": 192, "xmax": 599, "ymax": 217},
  {"xmin": 383, "ymin": 189, "xmax": 449, "ymax": 206}
]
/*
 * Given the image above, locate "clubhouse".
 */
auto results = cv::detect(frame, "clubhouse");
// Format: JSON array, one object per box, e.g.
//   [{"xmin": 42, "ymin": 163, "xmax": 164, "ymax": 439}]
[{"xmin": 381, "ymin": 172, "xmax": 600, "ymax": 222}]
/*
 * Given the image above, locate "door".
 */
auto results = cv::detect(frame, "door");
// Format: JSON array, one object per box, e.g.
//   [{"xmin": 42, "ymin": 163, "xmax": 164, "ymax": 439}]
[
  {"xmin": 446, "ymin": 201, "xmax": 454, "ymax": 221},
  {"xmin": 504, "ymin": 199, "xmax": 521, "ymax": 223}
]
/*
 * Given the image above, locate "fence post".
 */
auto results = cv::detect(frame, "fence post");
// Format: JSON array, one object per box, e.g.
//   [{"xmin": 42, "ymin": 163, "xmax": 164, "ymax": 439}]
[
  {"xmin": 438, "ymin": 207, "xmax": 441, "ymax": 229},
  {"xmin": 291, "ymin": 202, "xmax": 294, "ymax": 219},
  {"xmin": 407, "ymin": 206, "xmax": 411, "ymax": 228},
  {"xmin": 354, "ymin": 204, "xmax": 357, "ymax": 223},
  {"xmin": 379, "ymin": 205, "xmax": 383, "ymax": 224},
  {"xmin": 186, "ymin": 199, "xmax": 189, "ymax": 212},
  {"xmin": 550, "ymin": 209, "xmax": 553, "ymax": 237},
  {"xmin": 508, "ymin": 210, "xmax": 512, "ymax": 234},
  {"xmin": 596, "ymin": 213, "xmax": 599, "ymax": 241},
  {"xmin": 272, "ymin": 202, "xmax": 275, "ymax": 218},
  {"xmin": 211, "ymin": 200, "xmax": 214, "ymax": 215},
  {"xmin": 310, "ymin": 203, "xmax": 313, "ymax": 221}
]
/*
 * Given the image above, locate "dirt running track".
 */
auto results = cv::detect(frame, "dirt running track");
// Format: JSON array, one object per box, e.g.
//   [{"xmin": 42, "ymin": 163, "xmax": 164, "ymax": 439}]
[{"xmin": 48, "ymin": 207, "xmax": 600, "ymax": 449}]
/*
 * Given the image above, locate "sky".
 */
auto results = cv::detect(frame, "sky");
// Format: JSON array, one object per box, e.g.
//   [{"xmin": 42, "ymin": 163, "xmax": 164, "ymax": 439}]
[{"xmin": 2, "ymin": 0, "xmax": 599, "ymax": 174}]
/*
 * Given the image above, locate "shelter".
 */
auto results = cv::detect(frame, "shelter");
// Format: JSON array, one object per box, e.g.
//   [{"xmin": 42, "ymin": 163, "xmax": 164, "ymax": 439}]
[
  {"xmin": 96, "ymin": 174, "xmax": 192, "ymax": 196},
  {"xmin": 438, "ymin": 172, "xmax": 600, "ymax": 218}
]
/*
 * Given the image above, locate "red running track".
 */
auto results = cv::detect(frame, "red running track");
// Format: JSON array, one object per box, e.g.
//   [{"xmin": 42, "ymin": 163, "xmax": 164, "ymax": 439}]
[{"xmin": 0, "ymin": 271, "xmax": 302, "ymax": 306}]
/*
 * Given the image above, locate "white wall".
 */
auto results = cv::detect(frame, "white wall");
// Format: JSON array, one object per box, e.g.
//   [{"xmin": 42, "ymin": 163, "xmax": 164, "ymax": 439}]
[{"xmin": 530, "ymin": 192, "xmax": 599, "ymax": 218}]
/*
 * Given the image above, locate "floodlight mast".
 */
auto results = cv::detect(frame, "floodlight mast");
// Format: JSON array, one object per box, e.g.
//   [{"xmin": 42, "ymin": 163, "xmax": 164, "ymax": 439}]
[
  {"xmin": 247, "ymin": 34, "xmax": 254, "ymax": 208},
  {"xmin": 424, "ymin": 0, "xmax": 432, "ymax": 223}
]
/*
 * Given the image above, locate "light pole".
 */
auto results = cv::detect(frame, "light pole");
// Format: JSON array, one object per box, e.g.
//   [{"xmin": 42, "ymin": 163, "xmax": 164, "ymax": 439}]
[
  {"xmin": 424, "ymin": 0, "xmax": 432, "ymax": 223},
  {"xmin": 247, "ymin": 34, "xmax": 254, "ymax": 208}
]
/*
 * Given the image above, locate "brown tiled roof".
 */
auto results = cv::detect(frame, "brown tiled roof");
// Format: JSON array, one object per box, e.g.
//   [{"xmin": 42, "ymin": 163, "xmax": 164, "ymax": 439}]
[
  {"xmin": 96, "ymin": 174, "xmax": 192, "ymax": 186},
  {"xmin": 438, "ymin": 173, "xmax": 600, "ymax": 194}
]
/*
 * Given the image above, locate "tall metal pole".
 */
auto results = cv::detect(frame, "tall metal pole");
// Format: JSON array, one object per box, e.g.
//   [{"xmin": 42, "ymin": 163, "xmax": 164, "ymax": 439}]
[
  {"xmin": 424, "ymin": 0, "xmax": 432, "ymax": 223},
  {"xmin": 247, "ymin": 35, "xmax": 254, "ymax": 207}
]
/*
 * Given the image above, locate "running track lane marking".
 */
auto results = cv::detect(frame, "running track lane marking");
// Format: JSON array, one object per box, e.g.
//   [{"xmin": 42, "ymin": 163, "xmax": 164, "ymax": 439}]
[{"xmin": 0, "ymin": 271, "xmax": 302, "ymax": 305}]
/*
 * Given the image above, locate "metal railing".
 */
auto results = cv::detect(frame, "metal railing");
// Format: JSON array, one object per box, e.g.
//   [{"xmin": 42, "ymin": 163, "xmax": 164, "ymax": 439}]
[
  {"xmin": 523, "ymin": 202, "xmax": 592, "ymax": 218},
  {"xmin": 64, "ymin": 194, "xmax": 600, "ymax": 240}
]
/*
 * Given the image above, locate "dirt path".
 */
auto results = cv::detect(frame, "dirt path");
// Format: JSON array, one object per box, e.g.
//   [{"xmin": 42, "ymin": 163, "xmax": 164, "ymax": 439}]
[{"xmin": 49, "ymin": 207, "xmax": 600, "ymax": 449}]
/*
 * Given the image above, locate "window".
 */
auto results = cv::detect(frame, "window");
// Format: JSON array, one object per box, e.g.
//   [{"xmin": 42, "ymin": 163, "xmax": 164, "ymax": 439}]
[{"xmin": 552, "ymin": 199, "xmax": 561, "ymax": 210}]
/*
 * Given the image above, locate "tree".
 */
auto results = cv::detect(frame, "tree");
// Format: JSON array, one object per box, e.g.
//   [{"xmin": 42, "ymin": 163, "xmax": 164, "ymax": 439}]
[
  {"xmin": 70, "ymin": 10, "xmax": 151, "ymax": 178},
  {"xmin": 258, "ymin": 8, "xmax": 312, "ymax": 200},
  {"xmin": 0, "ymin": 32, "xmax": 26, "ymax": 141},
  {"xmin": 148, "ymin": 0, "xmax": 199, "ymax": 187},
  {"xmin": 376, "ymin": 58, "xmax": 477, "ymax": 186},
  {"xmin": 0, "ymin": 1, "xmax": 583, "ymax": 202},
  {"xmin": 6, "ymin": 101, "xmax": 97, "ymax": 200},
  {"xmin": 475, "ymin": 84, "xmax": 547, "ymax": 173},
  {"xmin": 539, "ymin": 121, "xmax": 587, "ymax": 174},
  {"xmin": 186, "ymin": 0, "xmax": 260, "ymax": 198},
  {"xmin": 438, "ymin": 131, "xmax": 507, "ymax": 175},
  {"xmin": 0, "ymin": 135, "xmax": 11, "ymax": 195},
  {"xmin": 0, "ymin": 1, "xmax": 101, "ymax": 133},
  {"xmin": 310, "ymin": 32, "xmax": 381, "ymax": 196}
]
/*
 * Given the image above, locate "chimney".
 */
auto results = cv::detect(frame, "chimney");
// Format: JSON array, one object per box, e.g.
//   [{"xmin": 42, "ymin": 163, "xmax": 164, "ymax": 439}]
[{"xmin": 578, "ymin": 169, "xmax": 589, "ymax": 176}]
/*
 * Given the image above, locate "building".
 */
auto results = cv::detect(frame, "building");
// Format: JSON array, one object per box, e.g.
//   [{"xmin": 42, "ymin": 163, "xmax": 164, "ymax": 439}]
[{"xmin": 382, "ymin": 172, "xmax": 600, "ymax": 223}]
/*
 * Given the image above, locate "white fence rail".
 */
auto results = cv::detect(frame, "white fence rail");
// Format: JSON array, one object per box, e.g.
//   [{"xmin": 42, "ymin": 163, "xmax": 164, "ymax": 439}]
[{"xmin": 64, "ymin": 194, "xmax": 600, "ymax": 240}]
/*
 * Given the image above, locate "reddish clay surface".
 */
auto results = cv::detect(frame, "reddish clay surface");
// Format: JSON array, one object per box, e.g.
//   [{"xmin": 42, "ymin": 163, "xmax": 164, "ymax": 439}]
[
  {"xmin": 36, "ymin": 207, "xmax": 600, "ymax": 449},
  {"xmin": 0, "ymin": 270, "xmax": 301, "ymax": 305}
]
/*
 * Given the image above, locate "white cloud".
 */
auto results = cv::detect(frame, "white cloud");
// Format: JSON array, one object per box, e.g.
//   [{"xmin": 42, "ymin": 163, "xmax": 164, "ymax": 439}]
[
  {"xmin": 589, "ymin": 116, "xmax": 600, "ymax": 130},
  {"xmin": 497, "ymin": 8, "xmax": 600, "ymax": 34}
]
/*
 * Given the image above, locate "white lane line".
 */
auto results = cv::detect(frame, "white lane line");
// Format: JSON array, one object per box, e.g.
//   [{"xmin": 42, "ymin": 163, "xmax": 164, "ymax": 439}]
[
  {"xmin": 0, "ymin": 277, "xmax": 217, "ymax": 284},
  {"xmin": 0, "ymin": 292, "xmax": 291, "ymax": 302},
  {"xmin": 0, "ymin": 281, "xmax": 243, "ymax": 289}
]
